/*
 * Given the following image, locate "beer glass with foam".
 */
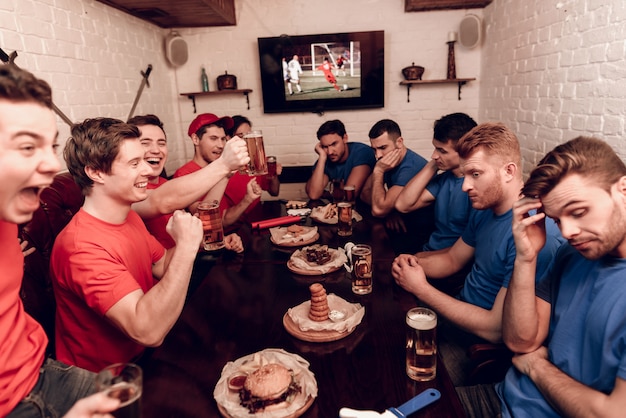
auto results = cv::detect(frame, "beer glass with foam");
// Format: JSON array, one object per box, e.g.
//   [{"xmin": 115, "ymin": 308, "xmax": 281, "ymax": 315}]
[
  {"xmin": 405, "ymin": 307, "xmax": 437, "ymax": 381},
  {"xmin": 266, "ymin": 156, "xmax": 277, "ymax": 178},
  {"xmin": 242, "ymin": 130, "xmax": 268, "ymax": 175},
  {"xmin": 337, "ymin": 202, "xmax": 353, "ymax": 237},
  {"xmin": 197, "ymin": 201, "xmax": 225, "ymax": 251},
  {"xmin": 95, "ymin": 363, "xmax": 142, "ymax": 418},
  {"xmin": 349, "ymin": 244, "xmax": 372, "ymax": 294}
]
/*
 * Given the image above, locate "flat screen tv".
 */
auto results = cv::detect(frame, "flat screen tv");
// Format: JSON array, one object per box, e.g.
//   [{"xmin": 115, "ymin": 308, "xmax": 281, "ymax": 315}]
[{"xmin": 257, "ymin": 30, "xmax": 384, "ymax": 114}]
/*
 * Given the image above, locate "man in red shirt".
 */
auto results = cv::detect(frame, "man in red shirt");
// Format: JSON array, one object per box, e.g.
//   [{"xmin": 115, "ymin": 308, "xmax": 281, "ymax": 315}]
[
  {"xmin": 0, "ymin": 65, "xmax": 119, "ymax": 417},
  {"xmin": 51, "ymin": 118, "xmax": 203, "ymax": 373}
]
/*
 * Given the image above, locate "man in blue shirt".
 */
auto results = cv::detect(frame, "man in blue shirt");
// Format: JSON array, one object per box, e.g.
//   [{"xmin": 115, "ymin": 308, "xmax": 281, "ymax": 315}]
[
  {"xmin": 392, "ymin": 123, "xmax": 564, "ymax": 386},
  {"xmin": 361, "ymin": 119, "xmax": 431, "ymax": 253},
  {"xmin": 491, "ymin": 136, "xmax": 626, "ymax": 417},
  {"xmin": 396, "ymin": 113, "xmax": 477, "ymax": 252},
  {"xmin": 306, "ymin": 119, "xmax": 375, "ymax": 201}
]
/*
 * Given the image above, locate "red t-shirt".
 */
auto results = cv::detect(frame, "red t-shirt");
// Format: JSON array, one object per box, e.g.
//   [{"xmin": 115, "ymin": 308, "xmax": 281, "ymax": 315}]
[
  {"xmin": 144, "ymin": 177, "xmax": 175, "ymax": 249},
  {"xmin": 51, "ymin": 209, "xmax": 165, "ymax": 372},
  {"xmin": 0, "ymin": 221, "xmax": 47, "ymax": 415}
]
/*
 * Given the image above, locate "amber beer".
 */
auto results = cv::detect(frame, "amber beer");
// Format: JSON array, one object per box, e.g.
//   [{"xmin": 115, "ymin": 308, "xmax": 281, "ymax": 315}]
[
  {"xmin": 405, "ymin": 307, "xmax": 437, "ymax": 381},
  {"xmin": 337, "ymin": 202, "xmax": 353, "ymax": 236},
  {"xmin": 197, "ymin": 201, "xmax": 225, "ymax": 251},
  {"xmin": 243, "ymin": 130, "xmax": 268, "ymax": 175},
  {"xmin": 351, "ymin": 244, "xmax": 372, "ymax": 294},
  {"xmin": 266, "ymin": 155, "xmax": 277, "ymax": 178},
  {"xmin": 96, "ymin": 363, "xmax": 142, "ymax": 418},
  {"xmin": 343, "ymin": 185, "xmax": 356, "ymax": 204}
]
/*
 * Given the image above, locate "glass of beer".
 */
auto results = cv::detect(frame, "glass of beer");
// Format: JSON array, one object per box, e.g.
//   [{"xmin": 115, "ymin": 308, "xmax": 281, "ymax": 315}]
[
  {"xmin": 350, "ymin": 244, "xmax": 372, "ymax": 294},
  {"xmin": 95, "ymin": 363, "xmax": 142, "ymax": 418},
  {"xmin": 337, "ymin": 202, "xmax": 353, "ymax": 236},
  {"xmin": 331, "ymin": 178, "xmax": 344, "ymax": 202},
  {"xmin": 197, "ymin": 200, "xmax": 225, "ymax": 251},
  {"xmin": 266, "ymin": 156, "xmax": 277, "ymax": 178},
  {"xmin": 343, "ymin": 184, "xmax": 356, "ymax": 204},
  {"xmin": 242, "ymin": 130, "xmax": 268, "ymax": 175},
  {"xmin": 405, "ymin": 307, "xmax": 437, "ymax": 381}
]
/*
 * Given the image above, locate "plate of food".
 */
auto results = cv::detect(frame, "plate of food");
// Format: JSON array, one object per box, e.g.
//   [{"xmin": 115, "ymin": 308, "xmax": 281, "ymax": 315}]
[
  {"xmin": 214, "ymin": 348, "xmax": 317, "ymax": 418},
  {"xmin": 309, "ymin": 203, "xmax": 338, "ymax": 224},
  {"xmin": 287, "ymin": 245, "xmax": 347, "ymax": 275},
  {"xmin": 309, "ymin": 203, "xmax": 362, "ymax": 225},
  {"xmin": 283, "ymin": 283, "xmax": 365, "ymax": 342},
  {"xmin": 269, "ymin": 225, "xmax": 319, "ymax": 247}
]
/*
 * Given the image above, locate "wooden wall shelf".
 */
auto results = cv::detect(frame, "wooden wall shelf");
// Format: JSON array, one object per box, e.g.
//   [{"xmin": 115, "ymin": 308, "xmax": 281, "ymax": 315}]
[
  {"xmin": 399, "ymin": 78, "xmax": 476, "ymax": 102},
  {"xmin": 180, "ymin": 89, "xmax": 253, "ymax": 113},
  {"xmin": 405, "ymin": 0, "xmax": 492, "ymax": 12}
]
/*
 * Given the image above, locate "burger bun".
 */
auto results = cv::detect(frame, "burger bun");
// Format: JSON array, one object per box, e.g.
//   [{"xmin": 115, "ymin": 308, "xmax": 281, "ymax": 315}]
[{"xmin": 244, "ymin": 363, "xmax": 292, "ymax": 400}]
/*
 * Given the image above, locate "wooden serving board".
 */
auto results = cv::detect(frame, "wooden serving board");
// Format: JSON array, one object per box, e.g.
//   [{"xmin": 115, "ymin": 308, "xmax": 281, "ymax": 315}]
[
  {"xmin": 283, "ymin": 313, "xmax": 354, "ymax": 343},
  {"xmin": 286, "ymin": 259, "xmax": 342, "ymax": 276},
  {"xmin": 270, "ymin": 233, "xmax": 319, "ymax": 247}
]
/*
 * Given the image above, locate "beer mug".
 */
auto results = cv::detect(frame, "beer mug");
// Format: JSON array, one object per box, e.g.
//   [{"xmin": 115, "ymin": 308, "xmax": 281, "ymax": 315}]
[
  {"xmin": 344, "ymin": 243, "xmax": 372, "ymax": 294},
  {"xmin": 405, "ymin": 307, "xmax": 437, "ymax": 381},
  {"xmin": 242, "ymin": 130, "xmax": 268, "ymax": 175},
  {"xmin": 337, "ymin": 202, "xmax": 353, "ymax": 237},
  {"xmin": 95, "ymin": 363, "xmax": 142, "ymax": 418},
  {"xmin": 343, "ymin": 184, "xmax": 356, "ymax": 204},
  {"xmin": 197, "ymin": 200, "xmax": 225, "ymax": 251},
  {"xmin": 266, "ymin": 155, "xmax": 277, "ymax": 178}
]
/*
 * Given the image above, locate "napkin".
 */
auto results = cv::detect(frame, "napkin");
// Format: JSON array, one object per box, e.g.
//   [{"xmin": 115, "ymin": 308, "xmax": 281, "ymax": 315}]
[
  {"xmin": 289, "ymin": 246, "xmax": 348, "ymax": 274},
  {"xmin": 214, "ymin": 348, "xmax": 317, "ymax": 418},
  {"xmin": 269, "ymin": 225, "xmax": 318, "ymax": 245},
  {"xmin": 288, "ymin": 294, "xmax": 365, "ymax": 333}
]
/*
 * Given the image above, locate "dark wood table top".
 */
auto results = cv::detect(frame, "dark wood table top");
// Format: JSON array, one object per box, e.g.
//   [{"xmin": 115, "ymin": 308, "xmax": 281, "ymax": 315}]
[{"xmin": 141, "ymin": 201, "xmax": 466, "ymax": 418}]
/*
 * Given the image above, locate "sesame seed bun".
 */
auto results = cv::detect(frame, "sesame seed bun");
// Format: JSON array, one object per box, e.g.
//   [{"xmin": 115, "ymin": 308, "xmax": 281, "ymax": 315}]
[{"xmin": 244, "ymin": 363, "xmax": 292, "ymax": 401}]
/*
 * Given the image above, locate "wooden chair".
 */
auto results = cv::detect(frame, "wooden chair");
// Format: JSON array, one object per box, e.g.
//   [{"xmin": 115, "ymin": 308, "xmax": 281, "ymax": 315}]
[
  {"xmin": 467, "ymin": 342, "xmax": 513, "ymax": 384},
  {"xmin": 19, "ymin": 172, "xmax": 84, "ymax": 356}
]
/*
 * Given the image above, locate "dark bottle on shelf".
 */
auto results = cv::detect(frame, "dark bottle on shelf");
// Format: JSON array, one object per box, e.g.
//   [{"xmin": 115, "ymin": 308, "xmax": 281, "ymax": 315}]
[{"xmin": 201, "ymin": 67, "xmax": 209, "ymax": 92}]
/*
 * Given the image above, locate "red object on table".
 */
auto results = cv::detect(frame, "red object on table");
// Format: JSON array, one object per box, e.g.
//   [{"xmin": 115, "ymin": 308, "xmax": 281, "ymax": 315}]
[{"xmin": 251, "ymin": 215, "xmax": 301, "ymax": 229}]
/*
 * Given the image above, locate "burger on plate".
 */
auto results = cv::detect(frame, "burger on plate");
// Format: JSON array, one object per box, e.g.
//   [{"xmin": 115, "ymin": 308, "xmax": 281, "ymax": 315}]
[{"xmin": 239, "ymin": 363, "xmax": 302, "ymax": 413}]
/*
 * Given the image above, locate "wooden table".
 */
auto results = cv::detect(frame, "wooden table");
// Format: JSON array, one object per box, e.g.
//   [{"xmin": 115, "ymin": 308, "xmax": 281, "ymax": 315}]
[{"xmin": 141, "ymin": 201, "xmax": 466, "ymax": 417}]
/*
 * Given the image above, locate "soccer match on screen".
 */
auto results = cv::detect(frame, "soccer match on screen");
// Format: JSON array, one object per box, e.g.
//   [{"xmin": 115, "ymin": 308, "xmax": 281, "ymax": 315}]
[{"xmin": 282, "ymin": 41, "xmax": 361, "ymax": 101}]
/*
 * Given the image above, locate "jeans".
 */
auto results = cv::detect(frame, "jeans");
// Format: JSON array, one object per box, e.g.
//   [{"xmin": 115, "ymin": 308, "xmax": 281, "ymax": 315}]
[{"xmin": 8, "ymin": 358, "xmax": 96, "ymax": 418}]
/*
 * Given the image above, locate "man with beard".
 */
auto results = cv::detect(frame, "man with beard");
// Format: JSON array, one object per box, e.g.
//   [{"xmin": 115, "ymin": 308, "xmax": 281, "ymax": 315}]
[
  {"xmin": 392, "ymin": 123, "xmax": 564, "ymax": 386},
  {"xmin": 490, "ymin": 136, "xmax": 626, "ymax": 417},
  {"xmin": 306, "ymin": 119, "xmax": 375, "ymax": 201},
  {"xmin": 395, "ymin": 113, "xmax": 477, "ymax": 251}
]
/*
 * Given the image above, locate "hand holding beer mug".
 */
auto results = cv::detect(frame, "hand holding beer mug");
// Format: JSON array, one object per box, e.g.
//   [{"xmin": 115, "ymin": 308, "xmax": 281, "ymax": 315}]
[
  {"xmin": 95, "ymin": 363, "xmax": 142, "ymax": 418},
  {"xmin": 266, "ymin": 156, "xmax": 277, "ymax": 178},
  {"xmin": 406, "ymin": 307, "xmax": 437, "ymax": 381},
  {"xmin": 197, "ymin": 200, "xmax": 225, "ymax": 251},
  {"xmin": 242, "ymin": 130, "xmax": 268, "ymax": 175}
]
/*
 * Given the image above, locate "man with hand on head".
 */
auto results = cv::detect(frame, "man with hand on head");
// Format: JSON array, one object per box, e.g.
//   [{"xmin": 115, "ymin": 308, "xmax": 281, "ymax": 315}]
[
  {"xmin": 360, "ymin": 119, "xmax": 431, "ymax": 252},
  {"xmin": 0, "ymin": 64, "xmax": 120, "ymax": 417},
  {"xmin": 492, "ymin": 137, "xmax": 626, "ymax": 417},
  {"xmin": 51, "ymin": 118, "xmax": 204, "ymax": 372},
  {"xmin": 128, "ymin": 114, "xmax": 245, "ymax": 252},
  {"xmin": 392, "ymin": 123, "xmax": 563, "ymax": 386},
  {"xmin": 395, "ymin": 113, "xmax": 477, "ymax": 252},
  {"xmin": 306, "ymin": 119, "xmax": 375, "ymax": 201}
]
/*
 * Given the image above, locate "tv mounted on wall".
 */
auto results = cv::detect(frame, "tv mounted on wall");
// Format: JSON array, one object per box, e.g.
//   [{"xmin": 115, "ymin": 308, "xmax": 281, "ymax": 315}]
[{"xmin": 258, "ymin": 30, "xmax": 384, "ymax": 114}]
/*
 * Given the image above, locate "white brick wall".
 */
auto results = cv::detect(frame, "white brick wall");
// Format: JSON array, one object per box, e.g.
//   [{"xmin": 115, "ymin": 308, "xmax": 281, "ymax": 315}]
[
  {"xmin": 480, "ymin": 0, "xmax": 626, "ymax": 175},
  {"xmin": 2, "ymin": 0, "xmax": 481, "ymax": 175}
]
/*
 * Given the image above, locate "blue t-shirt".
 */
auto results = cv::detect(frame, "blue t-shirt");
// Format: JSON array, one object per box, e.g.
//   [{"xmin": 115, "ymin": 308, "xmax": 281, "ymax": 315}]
[
  {"xmin": 312, "ymin": 142, "xmax": 375, "ymax": 182},
  {"xmin": 459, "ymin": 208, "xmax": 563, "ymax": 309},
  {"xmin": 424, "ymin": 171, "xmax": 473, "ymax": 251},
  {"xmin": 497, "ymin": 245, "xmax": 626, "ymax": 417},
  {"xmin": 384, "ymin": 149, "xmax": 428, "ymax": 188}
]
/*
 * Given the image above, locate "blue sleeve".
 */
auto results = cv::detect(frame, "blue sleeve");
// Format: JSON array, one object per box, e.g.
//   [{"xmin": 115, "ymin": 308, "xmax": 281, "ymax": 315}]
[{"xmin": 350, "ymin": 143, "xmax": 376, "ymax": 168}]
